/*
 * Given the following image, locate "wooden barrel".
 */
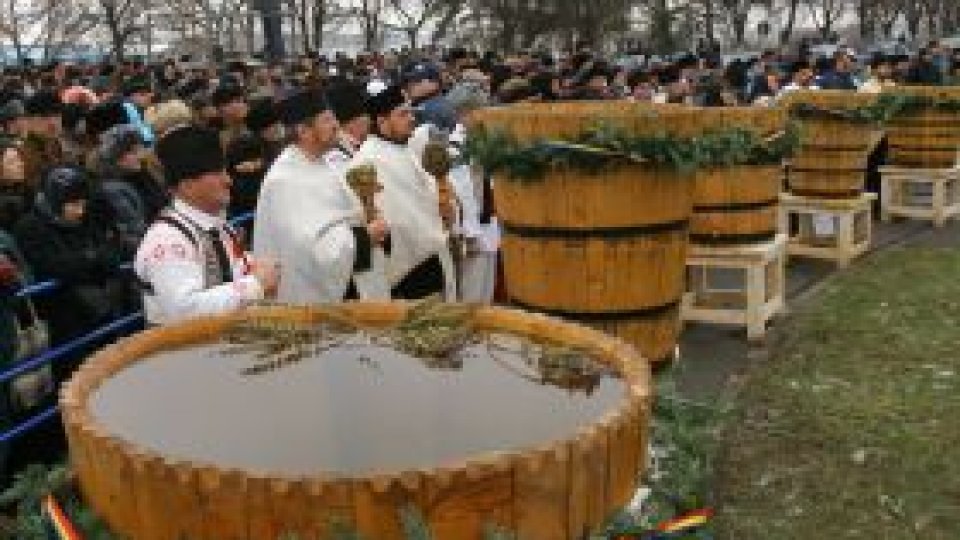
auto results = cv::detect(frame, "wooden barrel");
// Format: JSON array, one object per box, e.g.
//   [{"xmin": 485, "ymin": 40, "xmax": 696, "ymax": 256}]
[
  {"xmin": 473, "ymin": 104, "xmax": 695, "ymax": 363},
  {"xmin": 883, "ymin": 90, "xmax": 960, "ymax": 168},
  {"xmin": 684, "ymin": 107, "xmax": 788, "ymax": 246},
  {"xmin": 780, "ymin": 91, "xmax": 882, "ymax": 197},
  {"xmin": 691, "ymin": 165, "xmax": 781, "ymax": 245},
  {"xmin": 495, "ymin": 164, "xmax": 691, "ymax": 364},
  {"xmin": 62, "ymin": 304, "xmax": 652, "ymax": 540}
]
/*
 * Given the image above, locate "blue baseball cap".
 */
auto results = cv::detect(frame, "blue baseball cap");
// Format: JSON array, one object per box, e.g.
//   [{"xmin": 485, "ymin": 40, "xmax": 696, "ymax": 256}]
[{"xmin": 402, "ymin": 63, "xmax": 441, "ymax": 85}]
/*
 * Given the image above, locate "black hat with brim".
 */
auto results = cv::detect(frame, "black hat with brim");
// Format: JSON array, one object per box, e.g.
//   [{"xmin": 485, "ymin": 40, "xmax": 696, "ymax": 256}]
[
  {"xmin": 326, "ymin": 81, "xmax": 369, "ymax": 123},
  {"xmin": 366, "ymin": 84, "xmax": 406, "ymax": 119},
  {"xmin": 277, "ymin": 89, "xmax": 330, "ymax": 127},
  {"xmin": 155, "ymin": 125, "xmax": 225, "ymax": 186}
]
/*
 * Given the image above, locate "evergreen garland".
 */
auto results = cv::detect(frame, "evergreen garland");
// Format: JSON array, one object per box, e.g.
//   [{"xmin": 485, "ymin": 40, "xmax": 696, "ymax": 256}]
[
  {"xmin": 463, "ymin": 121, "xmax": 800, "ymax": 182},
  {"xmin": 789, "ymin": 93, "xmax": 960, "ymax": 125}
]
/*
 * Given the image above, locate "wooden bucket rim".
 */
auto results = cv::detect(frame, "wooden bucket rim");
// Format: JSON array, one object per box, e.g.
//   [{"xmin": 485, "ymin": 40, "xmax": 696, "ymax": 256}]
[{"xmin": 61, "ymin": 302, "xmax": 653, "ymax": 487}]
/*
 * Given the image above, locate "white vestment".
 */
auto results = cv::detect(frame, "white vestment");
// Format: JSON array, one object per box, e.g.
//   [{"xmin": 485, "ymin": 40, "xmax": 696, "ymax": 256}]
[
  {"xmin": 449, "ymin": 162, "xmax": 499, "ymax": 303},
  {"xmin": 409, "ymin": 122, "xmax": 499, "ymax": 302},
  {"xmin": 253, "ymin": 145, "xmax": 388, "ymax": 304},
  {"xmin": 351, "ymin": 135, "xmax": 456, "ymax": 300}
]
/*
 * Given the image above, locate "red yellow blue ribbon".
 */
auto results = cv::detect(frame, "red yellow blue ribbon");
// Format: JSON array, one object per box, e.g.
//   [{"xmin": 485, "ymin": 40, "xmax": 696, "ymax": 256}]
[{"xmin": 43, "ymin": 494, "xmax": 83, "ymax": 540}]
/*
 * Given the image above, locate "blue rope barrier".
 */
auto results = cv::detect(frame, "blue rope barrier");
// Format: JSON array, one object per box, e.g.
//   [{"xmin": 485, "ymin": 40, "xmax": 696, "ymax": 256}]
[
  {"xmin": 0, "ymin": 405, "xmax": 59, "ymax": 444},
  {"xmin": 12, "ymin": 213, "xmax": 254, "ymax": 300},
  {"xmin": 0, "ymin": 211, "xmax": 255, "ymax": 444},
  {"xmin": 0, "ymin": 312, "xmax": 143, "ymax": 385}
]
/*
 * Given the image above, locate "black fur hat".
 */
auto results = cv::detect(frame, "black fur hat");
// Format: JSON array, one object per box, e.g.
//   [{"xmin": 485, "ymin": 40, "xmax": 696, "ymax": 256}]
[{"xmin": 155, "ymin": 126, "xmax": 225, "ymax": 186}]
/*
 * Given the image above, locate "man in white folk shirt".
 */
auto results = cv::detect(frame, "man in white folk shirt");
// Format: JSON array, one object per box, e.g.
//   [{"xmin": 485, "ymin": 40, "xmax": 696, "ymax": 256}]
[
  {"xmin": 253, "ymin": 89, "xmax": 390, "ymax": 303},
  {"xmin": 352, "ymin": 84, "xmax": 456, "ymax": 300},
  {"xmin": 134, "ymin": 126, "xmax": 280, "ymax": 325}
]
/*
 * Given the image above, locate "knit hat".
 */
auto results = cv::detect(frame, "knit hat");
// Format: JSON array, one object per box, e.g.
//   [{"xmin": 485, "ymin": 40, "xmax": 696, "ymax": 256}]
[
  {"xmin": 366, "ymin": 84, "xmax": 406, "ymax": 119},
  {"xmin": 42, "ymin": 166, "xmax": 90, "ymax": 208},
  {"xmin": 277, "ymin": 89, "xmax": 330, "ymax": 127},
  {"xmin": 99, "ymin": 124, "xmax": 143, "ymax": 163},
  {"xmin": 326, "ymin": 81, "xmax": 369, "ymax": 123},
  {"xmin": 121, "ymin": 75, "xmax": 152, "ymax": 97},
  {"xmin": 155, "ymin": 126, "xmax": 225, "ymax": 186},
  {"xmin": 0, "ymin": 99, "xmax": 25, "ymax": 123},
  {"xmin": 24, "ymin": 90, "xmax": 62, "ymax": 117}
]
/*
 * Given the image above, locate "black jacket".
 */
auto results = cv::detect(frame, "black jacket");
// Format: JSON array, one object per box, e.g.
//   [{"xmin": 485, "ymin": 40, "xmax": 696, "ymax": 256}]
[
  {"xmin": 96, "ymin": 166, "xmax": 169, "ymax": 247},
  {"xmin": 13, "ymin": 207, "xmax": 137, "ymax": 347}
]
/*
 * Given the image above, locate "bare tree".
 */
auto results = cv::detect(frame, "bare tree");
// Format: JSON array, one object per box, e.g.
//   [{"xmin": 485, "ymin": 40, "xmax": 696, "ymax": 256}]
[
  {"xmin": 0, "ymin": 0, "xmax": 98, "ymax": 63},
  {"xmin": 779, "ymin": 0, "xmax": 802, "ymax": 44},
  {"xmin": 805, "ymin": 0, "xmax": 850, "ymax": 39},
  {"xmin": 714, "ymin": 0, "xmax": 754, "ymax": 46},
  {"xmin": 348, "ymin": 0, "xmax": 384, "ymax": 52},
  {"xmin": 95, "ymin": 0, "xmax": 150, "ymax": 61},
  {"xmin": 384, "ymin": 0, "xmax": 467, "ymax": 49},
  {"xmin": 428, "ymin": 0, "xmax": 468, "ymax": 45}
]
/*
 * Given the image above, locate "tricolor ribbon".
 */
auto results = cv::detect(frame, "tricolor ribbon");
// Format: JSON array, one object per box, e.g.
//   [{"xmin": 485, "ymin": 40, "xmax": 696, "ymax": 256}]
[
  {"xmin": 43, "ymin": 494, "xmax": 83, "ymax": 540},
  {"xmin": 609, "ymin": 508, "xmax": 714, "ymax": 539}
]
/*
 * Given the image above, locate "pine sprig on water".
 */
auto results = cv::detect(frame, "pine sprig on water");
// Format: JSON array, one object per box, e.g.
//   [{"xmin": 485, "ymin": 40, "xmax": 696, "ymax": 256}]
[{"xmin": 390, "ymin": 296, "xmax": 478, "ymax": 361}]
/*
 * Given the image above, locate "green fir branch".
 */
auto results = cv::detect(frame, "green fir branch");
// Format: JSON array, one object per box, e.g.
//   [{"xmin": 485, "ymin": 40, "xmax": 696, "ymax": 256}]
[{"xmin": 465, "ymin": 121, "xmax": 799, "ymax": 182}]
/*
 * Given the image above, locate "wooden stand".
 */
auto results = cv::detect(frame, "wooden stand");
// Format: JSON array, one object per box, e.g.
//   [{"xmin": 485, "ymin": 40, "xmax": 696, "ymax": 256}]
[
  {"xmin": 682, "ymin": 234, "xmax": 787, "ymax": 342},
  {"xmin": 879, "ymin": 166, "xmax": 960, "ymax": 228},
  {"xmin": 778, "ymin": 192, "xmax": 876, "ymax": 268}
]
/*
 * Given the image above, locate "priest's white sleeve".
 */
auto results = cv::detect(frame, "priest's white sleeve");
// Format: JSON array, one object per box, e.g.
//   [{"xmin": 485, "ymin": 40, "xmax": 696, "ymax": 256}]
[
  {"xmin": 303, "ymin": 223, "xmax": 356, "ymax": 303},
  {"xmin": 306, "ymin": 223, "xmax": 389, "ymax": 302}
]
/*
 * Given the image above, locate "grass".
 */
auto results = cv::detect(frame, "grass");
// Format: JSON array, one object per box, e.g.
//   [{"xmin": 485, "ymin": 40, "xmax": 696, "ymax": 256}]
[{"xmin": 712, "ymin": 248, "xmax": 960, "ymax": 539}]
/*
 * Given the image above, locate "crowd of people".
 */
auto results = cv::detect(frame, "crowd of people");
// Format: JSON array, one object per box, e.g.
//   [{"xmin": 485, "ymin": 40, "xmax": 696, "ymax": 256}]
[{"xmin": 0, "ymin": 39, "xmax": 958, "ymax": 476}]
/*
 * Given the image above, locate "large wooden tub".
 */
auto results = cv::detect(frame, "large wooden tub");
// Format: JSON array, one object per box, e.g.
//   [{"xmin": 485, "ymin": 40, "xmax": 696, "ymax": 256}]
[
  {"xmin": 781, "ymin": 90, "xmax": 883, "ymax": 197},
  {"xmin": 884, "ymin": 87, "xmax": 960, "ymax": 168},
  {"xmin": 60, "ymin": 304, "xmax": 652, "ymax": 540},
  {"xmin": 687, "ymin": 107, "xmax": 788, "ymax": 245},
  {"xmin": 472, "ymin": 105, "xmax": 695, "ymax": 363},
  {"xmin": 496, "ymin": 165, "xmax": 691, "ymax": 364}
]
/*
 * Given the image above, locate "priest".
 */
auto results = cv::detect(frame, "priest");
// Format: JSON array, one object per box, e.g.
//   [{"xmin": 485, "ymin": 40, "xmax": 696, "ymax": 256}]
[
  {"xmin": 352, "ymin": 84, "xmax": 456, "ymax": 300},
  {"xmin": 253, "ymin": 88, "xmax": 389, "ymax": 303}
]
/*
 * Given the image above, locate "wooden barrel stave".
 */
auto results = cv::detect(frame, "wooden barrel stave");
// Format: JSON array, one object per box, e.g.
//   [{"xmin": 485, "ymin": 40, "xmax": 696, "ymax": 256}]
[
  {"xmin": 888, "ymin": 148, "xmax": 960, "ymax": 168},
  {"xmin": 788, "ymin": 169, "xmax": 866, "ymax": 198}
]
